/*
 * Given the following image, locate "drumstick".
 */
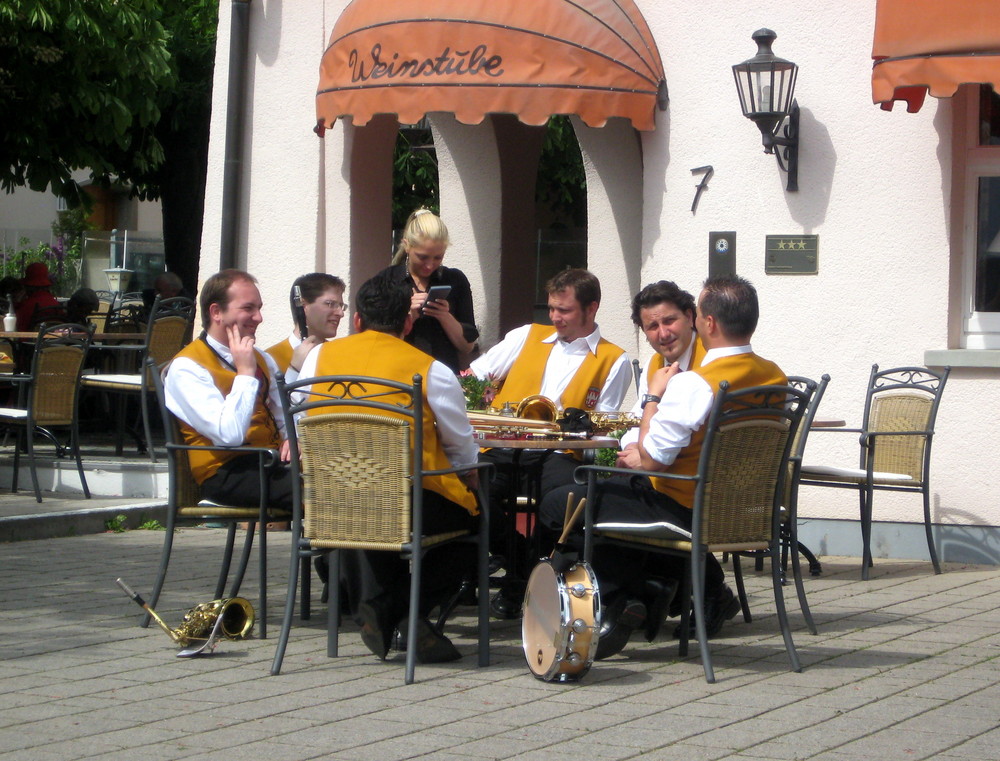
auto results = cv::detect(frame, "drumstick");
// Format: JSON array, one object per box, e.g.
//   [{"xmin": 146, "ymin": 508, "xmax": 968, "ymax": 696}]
[
  {"xmin": 554, "ymin": 497, "xmax": 587, "ymax": 549},
  {"xmin": 563, "ymin": 491, "xmax": 574, "ymax": 530}
]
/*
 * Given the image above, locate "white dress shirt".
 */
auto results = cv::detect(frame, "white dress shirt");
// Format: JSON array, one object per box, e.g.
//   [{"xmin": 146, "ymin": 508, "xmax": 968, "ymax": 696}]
[
  {"xmin": 297, "ymin": 337, "xmax": 479, "ymax": 471},
  {"xmin": 620, "ymin": 337, "xmax": 698, "ymax": 448},
  {"xmin": 641, "ymin": 345, "xmax": 753, "ymax": 467},
  {"xmin": 164, "ymin": 333, "xmax": 286, "ymax": 447},
  {"xmin": 469, "ymin": 323, "xmax": 632, "ymax": 412}
]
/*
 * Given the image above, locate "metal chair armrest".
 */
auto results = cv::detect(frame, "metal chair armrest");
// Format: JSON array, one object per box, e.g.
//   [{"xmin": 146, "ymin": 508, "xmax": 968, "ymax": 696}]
[
  {"xmin": 424, "ymin": 460, "xmax": 496, "ymax": 479},
  {"xmin": 165, "ymin": 442, "xmax": 281, "ymax": 469},
  {"xmin": 572, "ymin": 463, "xmax": 699, "ymax": 484},
  {"xmin": 861, "ymin": 430, "xmax": 931, "ymax": 442}
]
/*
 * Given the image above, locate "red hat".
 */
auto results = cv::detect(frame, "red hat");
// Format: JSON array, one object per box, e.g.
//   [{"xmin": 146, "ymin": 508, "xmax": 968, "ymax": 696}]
[{"xmin": 22, "ymin": 262, "xmax": 52, "ymax": 287}]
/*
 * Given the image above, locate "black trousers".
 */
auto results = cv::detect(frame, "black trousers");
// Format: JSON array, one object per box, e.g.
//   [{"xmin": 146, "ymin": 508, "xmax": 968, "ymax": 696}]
[
  {"xmin": 339, "ymin": 490, "xmax": 478, "ymax": 627},
  {"xmin": 539, "ymin": 475, "xmax": 725, "ymax": 600},
  {"xmin": 199, "ymin": 453, "xmax": 294, "ymax": 511},
  {"xmin": 479, "ymin": 448, "xmax": 579, "ymax": 579}
]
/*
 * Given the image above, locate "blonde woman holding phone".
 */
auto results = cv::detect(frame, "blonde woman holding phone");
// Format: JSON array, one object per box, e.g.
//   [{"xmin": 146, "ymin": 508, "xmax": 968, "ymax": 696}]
[{"xmin": 374, "ymin": 208, "xmax": 479, "ymax": 372}]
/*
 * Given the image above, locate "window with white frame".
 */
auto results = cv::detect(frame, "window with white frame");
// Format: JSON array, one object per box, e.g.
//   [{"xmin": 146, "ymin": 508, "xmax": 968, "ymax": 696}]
[{"xmin": 960, "ymin": 87, "xmax": 1000, "ymax": 349}]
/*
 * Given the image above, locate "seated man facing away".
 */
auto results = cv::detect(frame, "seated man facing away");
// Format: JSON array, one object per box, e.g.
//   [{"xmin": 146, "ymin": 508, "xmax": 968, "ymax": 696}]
[
  {"xmin": 296, "ymin": 277, "xmax": 481, "ymax": 664},
  {"xmin": 540, "ymin": 275, "xmax": 787, "ymax": 659},
  {"xmin": 142, "ymin": 271, "xmax": 194, "ymax": 314},
  {"xmin": 163, "ymin": 269, "xmax": 293, "ymax": 511},
  {"xmin": 266, "ymin": 272, "xmax": 346, "ymax": 374},
  {"xmin": 618, "ymin": 280, "xmax": 706, "ymax": 468},
  {"xmin": 468, "ymin": 268, "xmax": 632, "ymax": 618}
]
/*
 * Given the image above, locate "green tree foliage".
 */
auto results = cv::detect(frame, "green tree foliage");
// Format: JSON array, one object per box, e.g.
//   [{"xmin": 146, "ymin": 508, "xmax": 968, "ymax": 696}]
[
  {"xmin": 141, "ymin": 1, "xmax": 218, "ymax": 293},
  {"xmin": 0, "ymin": 0, "xmax": 175, "ymax": 206},
  {"xmin": 392, "ymin": 115, "xmax": 586, "ymax": 232},
  {"xmin": 393, "ymin": 125, "xmax": 439, "ymax": 231},
  {"xmin": 536, "ymin": 115, "xmax": 586, "ymax": 228}
]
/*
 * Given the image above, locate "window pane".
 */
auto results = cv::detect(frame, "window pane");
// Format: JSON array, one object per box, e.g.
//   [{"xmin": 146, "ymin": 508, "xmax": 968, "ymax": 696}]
[
  {"xmin": 976, "ymin": 177, "xmax": 1000, "ymax": 311},
  {"xmin": 980, "ymin": 86, "xmax": 1000, "ymax": 146}
]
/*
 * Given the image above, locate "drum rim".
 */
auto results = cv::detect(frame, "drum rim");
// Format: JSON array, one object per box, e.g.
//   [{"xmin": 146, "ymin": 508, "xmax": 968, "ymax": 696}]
[{"xmin": 521, "ymin": 558, "xmax": 601, "ymax": 682}]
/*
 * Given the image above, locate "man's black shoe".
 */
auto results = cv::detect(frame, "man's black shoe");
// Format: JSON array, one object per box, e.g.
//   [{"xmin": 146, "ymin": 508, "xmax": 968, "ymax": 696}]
[
  {"xmin": 490, "ymin": 588, "xmax": 524, "ymax": 620},
  {"xmin": 594, "ymin": 597, "xmax": 646, "ymax": 660},
  {"xmin": 642, "ymin": 577, "xmax": 679, "ymax": 642},
  {"xmin": 673, "ymin": 585, "xmax": 741, "ymax": 640},
  {"xmin": 358, "ymin": 600, "xmax": 393, "ymax": 659},
  {"xmin": 401, "ymin": 617, "xmax": 462, "ymax": 663}
]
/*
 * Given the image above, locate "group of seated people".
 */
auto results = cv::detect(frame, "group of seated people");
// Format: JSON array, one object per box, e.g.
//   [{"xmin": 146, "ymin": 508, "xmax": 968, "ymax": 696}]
[
  {"xmin": 0, "ymin": 263, "xmax": 192, "ymax": 335},
  {"xmin": 162, "ymin": 209, "xmax": 785, "ymax": 667}
]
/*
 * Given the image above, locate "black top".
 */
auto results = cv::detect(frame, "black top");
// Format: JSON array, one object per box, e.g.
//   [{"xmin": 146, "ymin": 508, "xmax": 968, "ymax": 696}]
[{"xmin": 374, "ymin": 263, "xmax": 479, "ymax": 373}]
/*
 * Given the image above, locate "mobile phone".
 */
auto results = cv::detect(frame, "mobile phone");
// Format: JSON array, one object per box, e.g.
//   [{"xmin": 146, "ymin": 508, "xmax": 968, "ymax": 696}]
[{"xmin": 421, "ymin": 285, "xmax": 452, "ymax": 312}]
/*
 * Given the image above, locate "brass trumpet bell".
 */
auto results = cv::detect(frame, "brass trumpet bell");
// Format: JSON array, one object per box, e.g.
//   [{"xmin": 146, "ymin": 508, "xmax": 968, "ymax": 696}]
[{"xmin": 515, "ymin": 395, "xmax": 558, "ymax": 422}]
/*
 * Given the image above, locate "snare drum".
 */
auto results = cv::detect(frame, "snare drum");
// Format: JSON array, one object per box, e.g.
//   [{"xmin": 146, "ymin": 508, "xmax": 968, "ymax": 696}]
[{"xmin": 521, "ymin": 557, "xmax": 601, "ymax": 682}]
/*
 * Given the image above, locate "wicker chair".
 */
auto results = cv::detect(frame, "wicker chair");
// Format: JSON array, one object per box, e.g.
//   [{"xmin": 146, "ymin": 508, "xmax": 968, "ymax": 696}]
[
  {"xmin": 576, "ymin": 382, "xmax": 811, "ymax": 683},
  {"xmin": 730, "ymin": 374, "xmax": 830, "ymax": 636},
  {"xmin": 0, "ymin": 323, "xmax": 94, "ymax": 502},
  {"xmin": 81, "ymin": 296, "xmax": 195, "ymax": 461},
  {"xmin": 141, "ymin": 359, "xmax": 288, "ymax": 639},
  {"xmin": 799, "ymin": 364, "xmax": 950, "ymax": 580},
  {"xmin": 270, "ymin": 372, "xmax": 493, "ymax": 684},
  {"xmin": 102, "ymin": 303, "xmax": 146, "ymax": 334}
]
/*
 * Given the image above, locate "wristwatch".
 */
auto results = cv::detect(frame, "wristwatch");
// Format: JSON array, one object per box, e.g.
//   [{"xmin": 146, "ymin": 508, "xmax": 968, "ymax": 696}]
[{"xmin": 641, "ymin": 394, "xmax": 661, "ymax": 409}]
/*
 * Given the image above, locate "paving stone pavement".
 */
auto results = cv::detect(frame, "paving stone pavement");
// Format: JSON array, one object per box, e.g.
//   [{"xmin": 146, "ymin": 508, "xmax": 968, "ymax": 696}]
[{"xmin": 2, "ymin": 528, "xmax": 1000, "ymax": 761}]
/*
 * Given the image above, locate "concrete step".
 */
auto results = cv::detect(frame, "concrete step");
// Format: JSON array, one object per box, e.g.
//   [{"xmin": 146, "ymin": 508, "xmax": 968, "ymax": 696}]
[
  {"xmin": 0, "ymin": 450, "xmax": 168, "ymax": 542},
  {"xmin": 0, "ymin": 494, "xmax": 167, "ymax": 542},
  {"xmin": 0, "ymin": 452, "xmax": 168, "ymax": 500}
]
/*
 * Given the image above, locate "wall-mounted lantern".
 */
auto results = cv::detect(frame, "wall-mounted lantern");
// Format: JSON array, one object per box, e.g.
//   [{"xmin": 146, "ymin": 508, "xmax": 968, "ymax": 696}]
[{"xmin": 733, "ymin": 28, "xmax": 800, "ymax": 192}]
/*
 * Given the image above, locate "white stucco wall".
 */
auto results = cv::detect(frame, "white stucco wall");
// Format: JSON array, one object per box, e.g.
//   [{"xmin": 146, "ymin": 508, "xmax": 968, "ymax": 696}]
[{"xmin": 201, "ymin": 0, "xmax": 1000, "ymax": 546}]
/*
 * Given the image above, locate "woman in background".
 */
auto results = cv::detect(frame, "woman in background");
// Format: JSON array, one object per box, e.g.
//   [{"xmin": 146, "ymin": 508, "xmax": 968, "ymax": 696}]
[{"xmin": 374, "ymin": 208, "xmax": 478, "ymax": 373}]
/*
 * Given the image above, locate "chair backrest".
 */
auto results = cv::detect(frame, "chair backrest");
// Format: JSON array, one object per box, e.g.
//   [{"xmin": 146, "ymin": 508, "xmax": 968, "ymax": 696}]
[
  {"xmin": 89, "ymin": 309, "xmax": 110, "ymax": 333},
  {"xmin": 279, "ymin": 373, "xmax": 424, "ymax": 549},
  {"xmin": 784, "ymin": 374, "xmax": 831, "ymax": 505},
  {"xmin": 149, "ymin": 358, "xmax": 202, "ymax": 507},
  {"xmin": 862, "ymin": 364, "xmax": 950, "ymax": 481},
  {"xmin": 104, "ymin": 303, "xmax": 146, "ymax": 334},
  {"xmin": 693, "ymin": 382, "xmax": 811, "ymax": 549},
  {"xmin": 144, "ymin": 296, "xmax": 196, "ymax": 370},
  {"xmin": 26, "ymin": 324, "xmax": 93, "ymax": 426}
]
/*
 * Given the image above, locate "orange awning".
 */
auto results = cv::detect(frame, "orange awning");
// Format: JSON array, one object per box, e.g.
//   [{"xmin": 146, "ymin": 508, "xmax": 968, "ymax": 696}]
[
  {"xmin": 315, "ymin": 0, "xmax": 667, "ymax": 132},
  {"xmin": 872, "ymin": 0, "xmax": 1000, "ymax": 112}
]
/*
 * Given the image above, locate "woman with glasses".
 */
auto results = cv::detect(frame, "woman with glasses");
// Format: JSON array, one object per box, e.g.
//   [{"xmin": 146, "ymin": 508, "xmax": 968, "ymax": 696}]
[{"xmin": 373, "ymin": 208, "xmax": 479, "ymax": 373}]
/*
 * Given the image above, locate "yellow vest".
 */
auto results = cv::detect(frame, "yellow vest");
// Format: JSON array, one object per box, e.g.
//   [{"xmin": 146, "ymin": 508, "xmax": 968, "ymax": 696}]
[
  {"xmin": 173, "ymin": 338, "xmax": 282, "ymax": 484},
  {"xmin": 310, "ymin": 331, "xmax": 477, "ymax": 514},
  {"xmin": 266, "ymin": 337, "xmax": 294, "ymax": 374},
  {"xmin": 646, "ymin": 334, "xmax": 708, "ymax": 386},
  {"xmin": 492, "ymin": 324, "xmax": 625, "ymax": 411},
  {"xmin": 650, "ymin": 352, "xmax": 787, "ymax": 508}
]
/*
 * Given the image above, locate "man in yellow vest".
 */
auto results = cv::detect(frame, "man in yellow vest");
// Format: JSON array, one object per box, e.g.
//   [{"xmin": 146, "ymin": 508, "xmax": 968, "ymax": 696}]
[
  {"xmin": 468, "ymin": 268, "xmax": 632, "ymax": 618},
  {"xmin": 164, "ymin": 269, "xmax": 294, "ymax": 511},
  {"xmin": 541, "ymin": 275, "xmax": 787, "ymax": 659},
  {"xmin": 265, "ymin": 272, "xmax": 346, "ymax": 373},
  {"xmin": 295, "ymin": 277, "xmax": 481, "ymax": 663},
  {"xmin": 618, "ymin": 280, "xmax": 707, "ymax": 469}
]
